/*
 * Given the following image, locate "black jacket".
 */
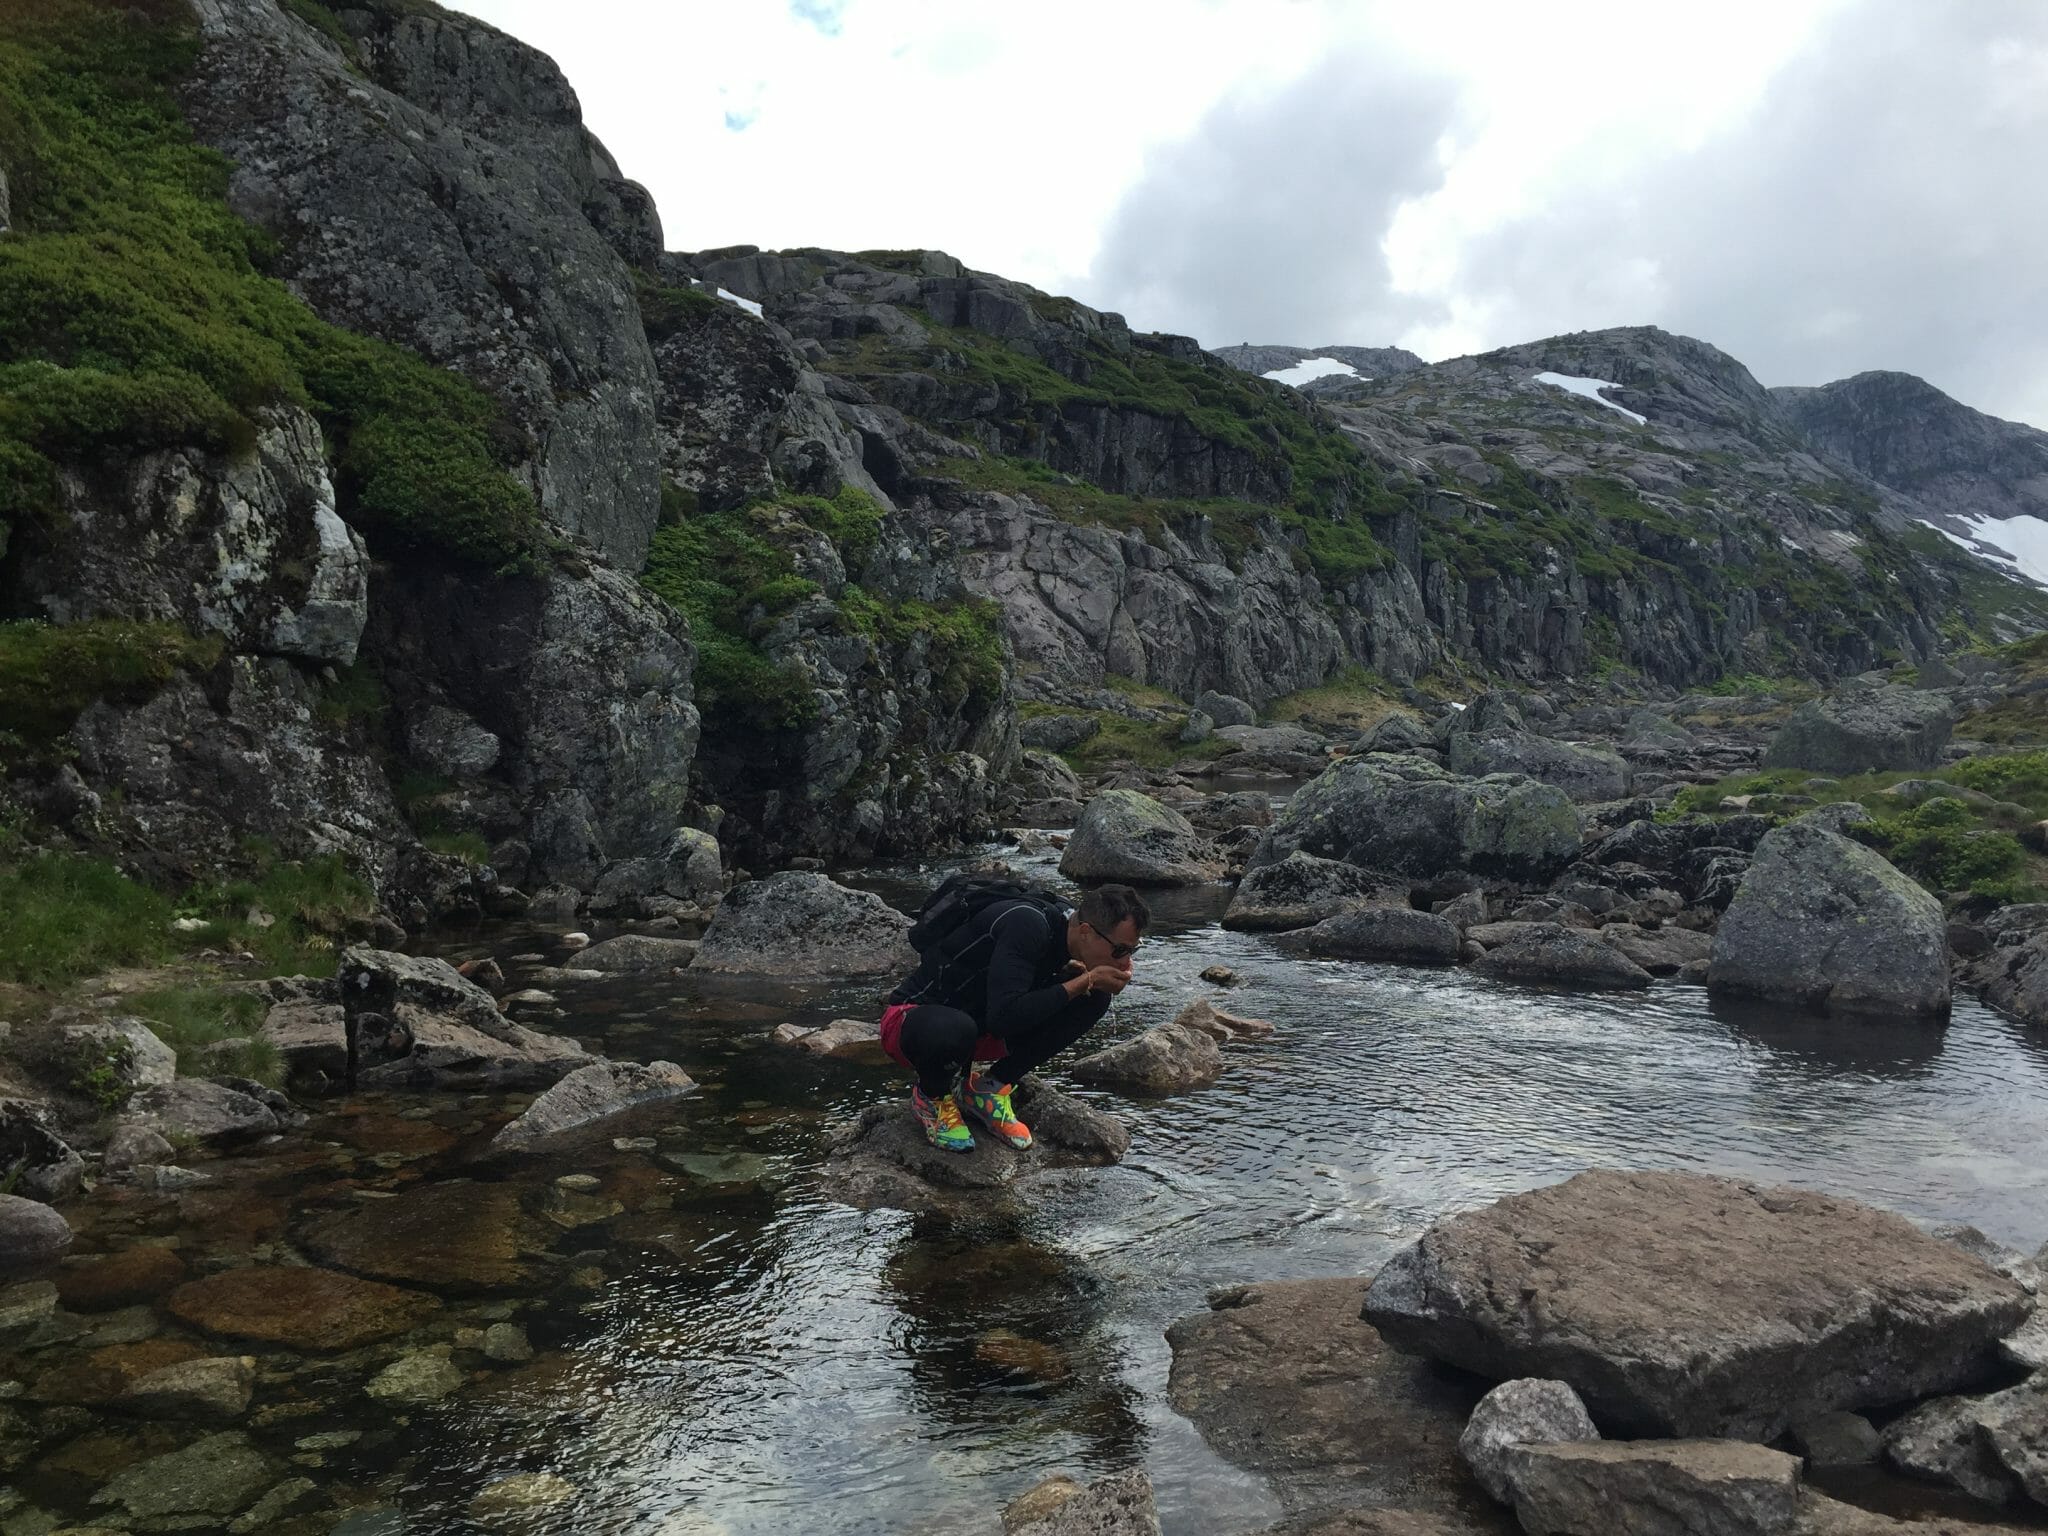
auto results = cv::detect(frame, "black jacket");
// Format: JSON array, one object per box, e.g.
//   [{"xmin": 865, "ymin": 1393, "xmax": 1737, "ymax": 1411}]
[{"xmin": 888, "ymin": 898, "xmax": 1112, "ymax": 1041}]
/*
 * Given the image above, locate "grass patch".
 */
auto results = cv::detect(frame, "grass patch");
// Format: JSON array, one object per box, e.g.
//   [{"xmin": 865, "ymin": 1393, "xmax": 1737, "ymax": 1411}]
[
  {"xmin": 0, "ymin": 0, "xmax": 546, "ymax": 570},
  {"xmin": 1262, "ymin": 665, "xmax": 1408, "ymax": 731},
  {"xmin": 423, "ymin": 829, "xmax": 491, "ymax": 864},
  {"xmin": 1019, "ymin": 700, "xmax": 1235, "ymax": 772},
  {"xmin": 0, "ymin": 618, "xmax": 221, "ymax": 756},
  {"xmin": 0, "ymin": 852, "xmax": 179, "ymax": 986},
  {"xmin": 125, "ymin": 983, "xmax": 278, "ymax": 1085}
]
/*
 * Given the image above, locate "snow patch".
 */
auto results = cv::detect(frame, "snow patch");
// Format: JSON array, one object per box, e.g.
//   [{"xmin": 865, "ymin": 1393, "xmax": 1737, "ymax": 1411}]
[
  {"xmin": 1927, "ymin": 513, "xmax": 2048, "ymax": 588},
  {"xmin": 1533, "ymin": 371, "xmax": 1646, "ymax": 426},
  {"xmin": 717, "ymin": 287, "xmax": 764, "ymax": 319},
  {"xmin": 1263, "ymin": 356, "xmax": 1358, "ymax": 388}
]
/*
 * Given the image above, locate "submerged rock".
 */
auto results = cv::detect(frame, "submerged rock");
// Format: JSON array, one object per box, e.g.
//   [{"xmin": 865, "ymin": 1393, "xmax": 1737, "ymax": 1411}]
[
  {"xmin": 1601, "ymin": 923, "xmax": 1714, "ymax": 976},
  {"xmin": 366, "ymin": 1348, "xmax": 465, "ymax": 1404},
  {"xmin": 90, "ymin": 1430, "xmax": 273, "ymax": 1522},
  {"xmin": 1068, "ymin": 1023, "xmax": 1222, "ymax": 1097},
  {"xmin": 167, "ymin": 1264, "xmax": 441, "ymax": 1352},
  {"xmin": 693, "ymin": 871, "xmax": 915, "ymax": 977},
  {"xmin": 1363, "ymin": 1169, "xmax": 2031, "ymax": 1440},
  {"xmin": 56, "ymin": 1246, "xmax": 186, "ymax": 1311},
  {"xmin": 304, "ymin": 1181, "xmax": 559, "ymax": 1293},
  {"xmin": 575, "ymin": 934, "xmax": 700, "ymax": 972},
  {"xmin": 1709, "ymin": 821, "xmax": 1949, "ymax": 1017},
  {"xmin": 1007, "ymin": 1469, "xmax": 1160, "ymax": 1535},
  {"xmin": 120, "ymin": 1353, "xmax": 255, "ymax": 1421},
  {"xmin": 1059, "ymin": 789, "xmax": 1226, "ymax": 886},
  {"xmin": 491, "ymin": 1059, "xmax": 695, "ymax": 1150}
]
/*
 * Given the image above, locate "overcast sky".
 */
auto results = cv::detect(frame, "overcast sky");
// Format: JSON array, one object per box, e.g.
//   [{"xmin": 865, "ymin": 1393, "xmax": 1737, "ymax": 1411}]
[{"xmin": 452, "ymin": 0, "xmax": 2048, "ymax": 428}]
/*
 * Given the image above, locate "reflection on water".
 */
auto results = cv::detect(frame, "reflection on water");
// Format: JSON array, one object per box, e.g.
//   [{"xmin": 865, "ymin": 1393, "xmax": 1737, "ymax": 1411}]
[{"xmin": 16, "ymin": 836, "xmax": 2048, "ymax": 1535}]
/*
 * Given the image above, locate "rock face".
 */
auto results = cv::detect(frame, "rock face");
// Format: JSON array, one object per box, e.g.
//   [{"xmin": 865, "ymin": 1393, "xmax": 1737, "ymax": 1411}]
[
  {"xmin": 1223, "ymin": 850, "xmax": 1388, "ymax": 931},
  {"xmin": 1504, "ymin": 1439, "xmax": 1803, "ymax": 1536},
  {"xmin": 1255, "ymin": 756, "xmax": 1582, "ymax": 885},
  {"xmin": 491, "ymin": 1059, "xmax": 695, "ymax": 1150},
  {"xmin": 1068, "ymin": 1023, "xmax": 1223, "ymax": 1096},
  {"xmin": 1471, "ymin": 925, "xmax": 1654, "ymax": 990},
  {"xmin": 1709, "ymin": 821, "xmax": 1949, "ymax": 1017},
  {"xmin": 1165, "ymin": 1277, "xmax": 1505, "ymax": 1525},
  {"xmin": 1274, "ymin": 907, "xmax": 1463, "ymax": 965},
  {"xmin": 1363, "ymin": 1169, "xmax": 2032, "ymax": 1440},
  {"xmin": 692, "ymin": 871, "xmax": 916, "ymax": 977},
  {"xmin": 1762, "ymin": 683, "xmax": 1955, "ymax": 774},
  {"xmin": 1059, "ymin": 790, "xmax": 1225, "ymax": 886}
]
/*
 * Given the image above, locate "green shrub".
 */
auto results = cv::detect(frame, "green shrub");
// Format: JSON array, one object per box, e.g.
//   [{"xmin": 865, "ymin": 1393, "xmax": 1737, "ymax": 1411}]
[
  {"xmin": 1854, "ymin": 797, "xmax": 2030, "ymax": 894},
  {"xmin": 785, "ymin": 484, "xmax": 887, "ymax": 573},
  {"xmin": 837, "ymin": 587, "xmax": 1006, "ymax": 713}
]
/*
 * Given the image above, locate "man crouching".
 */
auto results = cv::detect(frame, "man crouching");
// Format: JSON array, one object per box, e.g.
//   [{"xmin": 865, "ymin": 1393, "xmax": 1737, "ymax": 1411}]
[{"xmin": 879, "ymin": 883, "xmax": 1150, "ymax": 1152}]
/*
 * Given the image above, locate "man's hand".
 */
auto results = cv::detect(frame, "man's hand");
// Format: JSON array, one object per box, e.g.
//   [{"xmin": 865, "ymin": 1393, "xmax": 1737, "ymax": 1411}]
[{"xmin": 1068, "ymin": 964, "xmax": 1129, "ymax": 998}]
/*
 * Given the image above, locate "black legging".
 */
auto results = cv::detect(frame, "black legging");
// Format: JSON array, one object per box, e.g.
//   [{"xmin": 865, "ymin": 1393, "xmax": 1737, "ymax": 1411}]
[{"xmin": 898, "ymin": 1003, "xmax": 1103, "ymax": 1098}]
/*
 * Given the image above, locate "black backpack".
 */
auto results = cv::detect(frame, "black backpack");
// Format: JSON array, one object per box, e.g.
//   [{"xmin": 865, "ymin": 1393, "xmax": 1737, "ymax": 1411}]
[{"xmin": 906, "ymin": 874, "xmax": 1067, "ymax": 968}]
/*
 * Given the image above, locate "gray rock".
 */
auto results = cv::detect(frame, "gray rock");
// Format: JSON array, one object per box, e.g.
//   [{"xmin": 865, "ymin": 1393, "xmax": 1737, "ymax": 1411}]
[
  {"xmin": 491, "ymin": 1059, "xmax": 695, "ymax": 1150},
  {"xmin": 126, "ymin": 1078, "xmax": 280, "ymax": 1146},
  {"xmin": 1505, "ymin": 1439, "xmax": 1802, "ymax": 1536},
  {"xmin": 1274, "ymin": 907, "xmax": 1463, "ymax": 965},
  {"xmin": 1255, "ymin": 755, "xmax": 1582, "ymax": 884},
  {"xmin": 1223, "ymin": 850, "xmax": 1389, "ymax": 931},
  {"xmin": 1009, "ymin": 1469, "xmax": 1160, "ymax": 1536},
  {"xmin": 1020, "ymin": 713, "xmax": 1102, "ymax": 752},
  {"xmin": 1362, "ymin": 1169, "xmax": 2031, "ymax": 1440},
  {"xmin": 1882, "ymin": 1389, "xmax": 2025, "ymax": 1505},
  {"xmin": 91, "ymin": 1430, "xmax": 273, "ymax": 1520},
  {"xmin": 1068, "ymin": 1024, "xmax": 1222, "ymax": 1097},
  {"xmin": 694, "ymin": 871, "xmax": 916, "ymax": 977},
  {"xmin": 1790, "ymin": 1410, "xmax": 1881, "ymax": 1469},
  {"xmin": 1459, "ymin": 1379, "xmax": 1600, "ymax": 1504},
  {"xmin": 1178, "ymin": 709, "xmax": 1214, "ymax": 745},
  {"xmin": 1601, "ymin": 924, "xmax": 1714, "ymax": 976},
  {"xmin": 1789, "ymin": 801, "xmax": 1876, "ymax": 835},
  {"xmin": 0, "ymin": 1279, "xmax": 57, "ymax": 1337},
  {"xmin": 1196, "ymin": 691, "xmax": 1257, "ymax": 728},
  {"xmin": 1363, "ymin": 714, "xmax": 1435, "ymax": 754},
  {"xmin": 103, "ymin": 1121, "xmax": 176, "ymax": 1172},
  {"xmin": 1183, "ymin": 791, "xmax": 1276, "ymax": 834},
  {"xmin": 771, "ymin": 1017, "xmax": 883, "ymax": 1056},
  {"xmin": 365, "ymin": 1349, "xmax": 465, "ymax": 1405},
  {"xmin": 260, "ymin": 999, "xmax": 347, "ymax": 1088},
  {"xmin": 1471, "ymin": 924, "xmax": 1654, "ymax": 990},
  {"xmin": 60, "ymin": 1016, "xmax": 177, "ymax": 1088},
  {"xmin": 1446, "ymin": 732, "xmax": 1631, "ymax": 804},
  {"xmin": 1763, "ymin": 683, "xmax": 1955, "ymax": 774},
  {"xmin": 405, "ymin": 703, "xmax": 502, "ymax": 778},
  {"xmin": 0, "ymin": 1101, "xmax": 85, "ymax": 1202},
  {"xmin": 2000, "ymin": 1310, "xmax": 2048, "ymax": 1373},
  {"xmin": 341, "ymin": 944, "xmax": 592, "ymax": 1090},
  {"xmin": 662, "ymin": 826, "xmax": 724, "ymax": 901},
  {"xmin": 1059, "ymin": 790, "xmax": 1225, "ymax": 886},
  {"xmin": 1980, "ymin": 1377, "xmax": 2048, "ymax": 1505},
  {"xmin": 484, "ymin": 1322, "xmax": 534, "ymax": 1364},
  {"xmin": 575, "ymin": 934, "xmax": 700, "ymax": 972},
  {"xmin": 121, "ymin": 1355, "xmax": 256, "ymax": 1421},
  {"xmin": 1709, "ymin": 822, "xmax": 1949, "ymax": 1016}
]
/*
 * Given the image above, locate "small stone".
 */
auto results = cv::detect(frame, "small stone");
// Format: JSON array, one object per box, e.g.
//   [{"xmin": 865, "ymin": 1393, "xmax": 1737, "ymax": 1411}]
[
  {"xmin": 1197, "ymin": 965, "xmax": 1238, "ymax": 985},
  {"xmin": 483, "ymin": 1323, "xmax": 533, "ymax": 1364},
  {"xmin": 228, "ymin": 1476, "xmax": 317, "ymax": 1533},
  {"xmin": 135, "ymin": 1164, "xmax": 211, "ymax": 1191},
  {"xmin": 122, "ymin": 1355, "xmax": 256, "ymax": 1421},
  {"xmin": 364, "ymin": 1350, "xmax": 464, "ymax": 1405},
  {"xmin": 612, "ymin": 1136, "xmax": 658, "ymax": 1152},
  {"xmin": 0, "ymin": 1282, "xmax": 58, "ymax": 1338},
  {"xmin": 555, "ymin": 1174, "xmax": 602, "ymax": 1192},
  {"xmin": 1460, "ymin": 1378, "xmax": 1600, "ymax": 1503},
  {"xmin": 294, "ymin": 1430, "xmax": 361, "ymax": 1451},
  {"xmin": 469, "ymin": 1473, "xmax": 579, "ymax": 1521},
  {"xmin": 562, "ymin": 932, "xmax": 591, "ymax": 949},
  {"xmin": 90, "ymin": 1430, "xmax": 272, "ymax": 1520}
]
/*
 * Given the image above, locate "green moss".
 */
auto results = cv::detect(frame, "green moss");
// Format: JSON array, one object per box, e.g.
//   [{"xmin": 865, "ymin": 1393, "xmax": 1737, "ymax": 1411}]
[
  {"xmin": 782, "ymin": 483, "xmax": 887, "ymax": 572},
  {"xmin": 0, "ymin": 618, "xmax": 221, "ymax": 754},
  {"xmin": 0, "ymin": 0, "xmax": 545, "ymax": 570},
  {"xmin": 836, "ymin": 587, "xmax": 1006, "ymax": 713},
  {"xmin": 632, "ymin": 270, "xmax": 721, "ymax": 343}
]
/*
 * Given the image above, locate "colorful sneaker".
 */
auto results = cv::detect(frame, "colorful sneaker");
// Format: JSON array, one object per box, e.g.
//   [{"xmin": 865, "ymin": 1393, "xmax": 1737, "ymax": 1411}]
[
  {"xmin": 911, "ymin": 1086, "xmax": 974, "ymax": 1153},
  {"xmin": 962, "ymin": 1072, "xmax": 1033, "ymax": 1150}
]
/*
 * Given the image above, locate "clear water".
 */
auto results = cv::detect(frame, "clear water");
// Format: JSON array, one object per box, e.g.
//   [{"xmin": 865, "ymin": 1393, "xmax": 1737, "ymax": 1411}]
[{"xmin": 18, "ymin": 842, "xmax": 2048, "ymax": 1535}]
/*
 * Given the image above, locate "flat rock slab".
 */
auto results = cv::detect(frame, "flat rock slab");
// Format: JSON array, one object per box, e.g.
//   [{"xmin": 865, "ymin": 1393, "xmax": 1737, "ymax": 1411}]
[
  {"xmin": 167, "ymin": 1264, "xmax": 441, "ymax": 1352},
  {"xmin": 1165, "ymin": 1276, "xmax": 1510, "ymax": 1528},
  {"xmin": 771, "ymin": 1017, "xmax": 885, "ymax": 1058},
  {"xmin": 1884, "ymin": 1378, "xmax": 2048, "ymax": 1507},
  {"xmin": 1363, "ymin": 1169, "xmax": 2032, "ymax": 1440},
  {"xmin": 1505, "ymin": 1439, "xmax": 1802, "ymax": 1536},
  {"xmin": 303, "ymin": 1181, "xmax": 560, "ymax": 1293},
  {"xmin": 56, "ymin": 1245, "xmax": 189, "ymax": 1311},
  {"xmin": 91, "ymin": 1430, "xmax": 273, "ymax": 1521},
  {"xmin": 1795, "ymin": 1491, "xmax": 2042, "ymax": 1534},
  {"xmin": 575, "ymin": 934, "xmax": 699, "ymax": 972},
  {"xmin": 818, "ymin": 1082, "xmax": 1129, "ymax": 1215}
]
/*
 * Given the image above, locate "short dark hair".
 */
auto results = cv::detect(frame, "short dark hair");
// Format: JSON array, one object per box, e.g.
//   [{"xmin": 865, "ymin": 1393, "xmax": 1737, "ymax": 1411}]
[{"xmin": 1077, "ymin": 883, "xmax": 1149, "ymax": 936}]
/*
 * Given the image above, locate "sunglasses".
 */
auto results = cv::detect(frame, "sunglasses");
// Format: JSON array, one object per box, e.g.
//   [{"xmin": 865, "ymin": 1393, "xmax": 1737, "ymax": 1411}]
[{"xmin": 1085, "ymin": 923, "xmax": 1139, "ymax": 960}]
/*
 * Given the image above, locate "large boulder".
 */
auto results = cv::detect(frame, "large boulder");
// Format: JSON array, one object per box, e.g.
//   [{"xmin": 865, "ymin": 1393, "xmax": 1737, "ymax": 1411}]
[
  {"xmin": 1222, "ymin": 850, "xmax": 1389, "ymax": 931},
  {"xmin": 1196, "ymin": 690, "xmax": 1257, "ymax": 728},
  {"xmin": 1059, "ymin": 790, "xmax": 1226, "ymax": 886},
  {"xmin": 1165, "ymin": 1276, "xmax": 1505, "ymax": 1525},
  {"xmin": 693, "ymin": 871, "xmax": 916, "ymax": 977},
  {"xmin": 1363, "ymin": 1169, "xmax": 2032, "ymax": 1440},
  {"xmin": 490, "ymin": 1059, "xmax": 695, "ymax": 1150},
  {"xmin": 1504, "ymin": 1440, "xmax": 1803, "ymax": 1536},
  {"xmin": 1363, "ymin": 714, "xmax": 1434, "ymax": 754},
  {"xmin": 1068, "ymin": 1023, "xmax": 1222, "ymax": 1097},
  {"xmin": 0, "ymin": 1193, "xmax": 72, "ymax": 1270},
  {"xmin": 125, "ymin": 1079, "xmax": 281, "ymax": 1146},
  {"xmin": 167, "ymin": 1265, "xmax": 440, "ymax": 1352},
  {"xmin": 1709, "ymin": 822, "xmax": 1949, "ymax": 1017},
  {"xmin": 1470, "ymin": 925, "xmax": 1653, "ymax": 991},
  {"xmin": 1274, "ymin": 907, "xmax": 1462, "ymax": 965},
  {"xmin": 1763, "ymin": 683, "xmax": 1955, "ymax": 775},
  {"xmin": 1445, "ymin": 733, "xmax": 1631, "ymax": 805},
  {"xmin": 1253, "ymin": 756, "xmax": 1581, "ymax": 885}
]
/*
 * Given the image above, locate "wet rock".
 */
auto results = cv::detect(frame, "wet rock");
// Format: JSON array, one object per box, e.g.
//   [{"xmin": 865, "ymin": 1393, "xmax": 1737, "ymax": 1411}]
[
  {"xmin": 1763, "ymin": 683, "xmax": 1955, "ymax": 775},
  {"xmin": 1198, "ymin": 965, "xmax": 1239, "ymax": 985},
  {"xmin": 60, "ymin": 1015, "xmax": 178, "ymax": 1089},
  {"xmin": 1275, "ymin": 907, "xmax": 1462, "ymax": 964},
  {"xmin": 366, "ymin": 1348, "xmax": 465, "ymax": 1404},
  {"xmin": 1505, "ymin": 1439, "xmax": 1802, "ymax": 1536},
  {"xmin": 90, "ymin": 1430, "xmax": 272, "ymax": 1521},
  {"xmin": 1459, "ymin": 1379, "xmax": 1599, "ymax": 1503},
  {"xmin": 1059, "ymin": 789, "xmax": 1226, "ymax": 886},
  {"xmin": 471, "ymin": 1471, "xmax": 581, "ymax": 1521},
  {"xmin": 1470, "ymin": 924, "xmax": 1654, "ymax": 990},
  {"xmin": 819, "ymin": 1082, "xmax": 1127, "ymax": 1214},
  {"xmin": 167, "ymin": 1264, "xmax": 441, "ymax": 1351},
  {"xmin": 1790, "ymin": 1410, "xmax": 1881, "ymax": 1469},
  {"xmin": 1166, "ymin": 1276, "xmax": 1502, "ymax": 1524},
  {"xmin": 1223, "ymin": 850, "xmax": 1388, "ymax": 930},
  {"xmin": 305, "ymin": 1181, "xmax": 558, "ymax": 1293},
  {"xmin": 771, "ymin": 1016, "xmax": 883, "ymax": 1057},
  {"xmin": 1008, "ymin": 1469, "xmax": 1160, "ymax": 1535},
  {"xmin": 0, "ymin": 1280, "xmax": 57, "ymax": 1339},
  {"xmin": 1363, "ymin": 1169, "xmax": 2031, "ymax": 1440},
  {"xmin": 1254, "ymin": 756, "xmax": 1582, "ymax": 885},
  {"xmin": 2001, "ymin": 1311, "xmax": 2048, "ymax": 1373},
  {"xmin": 492, "ymin": 1059, "xmax": 695, "ymax": 1151},
  {"xmin": 1710, "ymin": 821, "xmax": 1949, "ymax": 1017},
  {"xmin": 976, "ymin": 1328, "xmax": 1072, "ymax": 1382},
  {"xmin": 693, "ymin": 871, "xmax": 916, "ymax": 977},
  {"xmin": 1170, "ymin": 999, "xmax": 1273, "ymax": 1042},
  {"xmin": 120, "ymin": 1354, "xmax": 255, "ymax": 1421},
  {"xmin": 56, "ymin": 1247, "xmax": 187, "ymax": 1312},
  {"xmin": 1601, "ymin": 923, "xmax": 1714, "ymax": 976},
  {"xmin": 484, "ymin": 1322, "xmax": 534, "ymax": 1364},
  {"xmin": 229, "ymin": 1476, "xmax": 318, "ymax": 1533},
  {"xmin": 1005, "ymin": 1475, "xmax": 1085, "ymax": 1531},
  {"xmin": 575, "ymin": 934, "xmax": 700, "ymax": 972},
  {"xmin": 1069, "ymin": 1023, "xmax": 1222, "ymax": 1097},
  {"xmin": 0, "ymin": 1101, "xmax": 85, "ymax": 1202},
  {"xmin": 0, "ymin": 1194, "xmax": 73, "ymax": 1270}
]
